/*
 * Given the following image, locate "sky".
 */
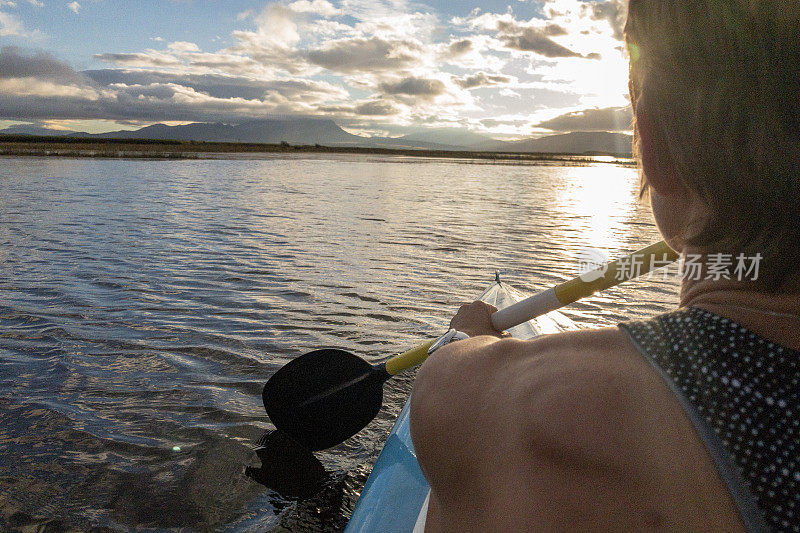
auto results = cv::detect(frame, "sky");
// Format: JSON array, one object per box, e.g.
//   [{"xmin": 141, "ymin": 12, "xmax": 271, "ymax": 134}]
[{"xmin": 0, "ymin": 0, "xmax": 633, "ymax": 138}]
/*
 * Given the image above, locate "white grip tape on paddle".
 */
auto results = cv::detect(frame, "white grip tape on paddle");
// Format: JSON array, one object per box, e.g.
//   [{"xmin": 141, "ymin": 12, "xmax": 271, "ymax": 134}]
[
  {"xmin": 491, "ymin": 287, "xmax": 561, "ymax": 332},
  {"xmin": 427, "ymin": 328, "xmax": 469, "ymax": 355}
]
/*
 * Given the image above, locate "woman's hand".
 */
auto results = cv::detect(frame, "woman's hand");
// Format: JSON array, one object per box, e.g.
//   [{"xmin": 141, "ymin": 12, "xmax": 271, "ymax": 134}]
[{"xmin": 449, "ymin": 301, "xmax": 509, "ymax": 338}]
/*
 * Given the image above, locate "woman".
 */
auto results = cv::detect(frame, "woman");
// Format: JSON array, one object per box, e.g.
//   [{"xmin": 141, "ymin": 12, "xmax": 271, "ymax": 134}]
[{"xmin": 409, "ymin": 0, "xmax": 799, "ymax": 531}]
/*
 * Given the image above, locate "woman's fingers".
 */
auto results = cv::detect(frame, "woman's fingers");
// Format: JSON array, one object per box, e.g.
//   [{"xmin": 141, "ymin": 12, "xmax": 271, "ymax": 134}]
[{"xmin": 450, "ymin": 301, "xmax": 503, "ymax": 338}]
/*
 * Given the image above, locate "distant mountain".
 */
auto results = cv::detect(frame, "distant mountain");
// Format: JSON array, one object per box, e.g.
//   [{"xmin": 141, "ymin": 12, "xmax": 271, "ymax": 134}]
[
  {"xmin": 396, "ymin": 128, "xmax": 496, "ymax": 148},
  {"xmin": 0, "ymin": 119, "xmax": 633, "ymax": 156},
  {"xmin": 91, "ymin": 122, "xmax": 234, "ymax": 142},
  {"xmin": 0, "ymin": 124, "xmax": 85, "ymax": 136},
  {"xmin": 0, "ymin": 119, "xmax": 464, "ymax": 149},
  {"xmin": 365, "ymin": 136, "xmax": 468, "ymax": 151},
  {"xmin": 82, "ymin": 118, "xmax": 367, "ymax": 146},
  {"xmin": 83, "ymin": 119, "xmax": 478, "ymax": 150},
  {"xmin": 484, "ymin": 131, "xmax": 633, "ymax": 156}
]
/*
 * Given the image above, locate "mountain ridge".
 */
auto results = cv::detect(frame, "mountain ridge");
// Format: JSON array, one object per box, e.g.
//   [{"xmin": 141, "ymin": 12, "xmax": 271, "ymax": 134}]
[{"xmin": 0, "ymin": 118, "xmax": 633, "ymax": 156}]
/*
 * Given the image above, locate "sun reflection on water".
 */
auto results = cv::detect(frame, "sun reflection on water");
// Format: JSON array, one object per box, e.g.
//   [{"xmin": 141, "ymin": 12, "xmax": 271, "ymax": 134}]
[{"xmin": 555, "ymin": 163, "xmax": 640, "ymax": 254}]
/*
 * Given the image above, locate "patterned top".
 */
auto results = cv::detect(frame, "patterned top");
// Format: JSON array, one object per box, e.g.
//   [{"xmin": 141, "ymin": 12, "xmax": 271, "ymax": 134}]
[{"xmin": 620, "ymin": 307, "xmax": 799, "ymax": 533}]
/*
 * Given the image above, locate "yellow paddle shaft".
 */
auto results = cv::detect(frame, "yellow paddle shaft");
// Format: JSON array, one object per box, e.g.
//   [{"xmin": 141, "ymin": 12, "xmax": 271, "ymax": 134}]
[
  {"xmin": 384, "ymin": 241, "xmax": 678, "ymax": 375},
  {"xmin": 556, "ymin": 240, "xmax": 678, "ymax": 303},
  {"xmin": 384, "ymin": 339, "xmax": 436, "ymax": 375},
  {"xmin": 492, "ymin": 240, "xmax": 678, "ymax": 331}
]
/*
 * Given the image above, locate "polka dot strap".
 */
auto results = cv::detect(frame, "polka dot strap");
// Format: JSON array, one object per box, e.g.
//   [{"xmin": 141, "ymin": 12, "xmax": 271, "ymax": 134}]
[{"xmin": 620, "ymin": 307, "xmax": 799, "ymax": 532}]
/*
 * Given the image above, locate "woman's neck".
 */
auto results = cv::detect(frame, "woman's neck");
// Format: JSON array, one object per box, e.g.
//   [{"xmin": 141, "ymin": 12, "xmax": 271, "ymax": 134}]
[{"xmin": 680, "ymin": 273, "xmax": 800, "ymax": 351}]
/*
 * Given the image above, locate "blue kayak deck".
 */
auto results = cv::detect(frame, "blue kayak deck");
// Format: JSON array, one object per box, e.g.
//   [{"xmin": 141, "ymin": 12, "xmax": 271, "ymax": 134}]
[{"xmin": 345, "ymin": 281, "xmax": 577, "ymax": 532}]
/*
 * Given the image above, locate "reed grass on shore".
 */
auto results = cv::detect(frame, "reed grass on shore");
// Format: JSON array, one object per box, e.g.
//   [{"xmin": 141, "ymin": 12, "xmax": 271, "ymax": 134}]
[{"xmin": 0, "ymin": 135, "xmax": 636, "ymax": 166}]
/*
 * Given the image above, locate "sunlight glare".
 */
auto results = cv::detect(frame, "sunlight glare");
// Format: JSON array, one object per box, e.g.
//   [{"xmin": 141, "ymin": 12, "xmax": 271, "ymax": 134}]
[{"xmin": 555, "ymin": 165, "xmax": 638, "ymax": 252}]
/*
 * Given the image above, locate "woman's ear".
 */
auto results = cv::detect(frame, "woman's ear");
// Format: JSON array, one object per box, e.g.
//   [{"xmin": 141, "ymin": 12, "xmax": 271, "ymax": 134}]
[{"xmin": 634, "ymin": 96, "xmax": 684, "ymax": 198}]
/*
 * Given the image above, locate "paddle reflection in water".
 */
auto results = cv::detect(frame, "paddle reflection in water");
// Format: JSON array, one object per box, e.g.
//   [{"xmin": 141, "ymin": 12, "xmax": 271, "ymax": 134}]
[{"xmin": 246, "ymin": 429, "xmax": 328, "ymax": 498}]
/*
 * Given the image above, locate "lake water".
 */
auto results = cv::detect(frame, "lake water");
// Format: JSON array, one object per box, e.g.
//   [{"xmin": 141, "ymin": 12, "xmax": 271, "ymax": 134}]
[{"xmin": 0, "ymin": 154, "xmax": 679, "ymax": 530}]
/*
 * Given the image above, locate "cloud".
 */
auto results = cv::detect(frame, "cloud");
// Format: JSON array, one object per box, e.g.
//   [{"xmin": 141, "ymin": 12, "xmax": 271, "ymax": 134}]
[
  {"xmin": 82, "ymin": 69, "xmax": 347, "ymax": 102},
  {"xmin": 351, "ymin": 11, "xmax": 437, "ymax": 41},
  {"xmin": 187, "ymin": 52, "xmax": 264, "ymax": 73},
  {"xmin": 223, "ymin": 4, "xmax": 309, "ymax": 74},
  {"xmin": 306, "ymin": 37, "xmax": 424, "ymax": 73},
  {"xmin": 287, "ymin": 0, "xmax": 340, "ymax": 16},
  {"xmin": 379, "ymin": 77, "xmax": 446, "ymax": 99},
  {"xmin": 236, "ymin": 9, "xmax": 255, "ymax": 21},
  {"xmin": 590, "ymin": 0, "xmax": 627, "ymax": 41},
  {"xmin": 0, "ymin": 0, "xmax": 633, "ymax": 136},
  {"xmin": 167, "ymin": 41, "xmax": 201, "ymax": 53},
  {"xmin": 94, "ymin": 51, "xmax": 183, "ymax": 68},
  {"xmin": 0, "ymin": 11, "xmax": 31, "ymax": 37},
  {"xmin": 0, "ymin": 77, "xmax": 98, "ymax": 99},
  {"xmin": 2, "ymin": 0, "xmax": 43, "ymax": 7},
  {"xmin": 454, "ymin": 72, "xmax": 510, "ymax": 89},
  {"xmin": 459, "ymin": 1, "xmax": 631, "ymax": 110},
  {"xmin": 67, "ymin": 1, "xmax": 80, "ymax": 14},
  {"xmin": 497, "ymin": 21, "xmax": 587, "ymax": 58},
  {"xmin": 354, "ymin": 99, "xmax": 398, "ymax": 115},
  {"xmin": 445, "ymin": 38, "xmax": 472, "ymax": 58},
  {"xmin": 321, "ymin": 99, "xmax": 401, "ymax": 116},
  {"xmin": 0, "ymin": 46, "xmax": 85, "ymax": 82},
  {"xmin": 0, "ymin": 81, "xmax": 338, "ymax": 123},
  {"xmin": 335, "ymin": 0, "xmax": 422, "ymax": 26},
  {"xmin": 0, "ymin": 47, "xmax": 351, "ymax": 123},
  {"xmin": 0, "ymin": 49, "xmax": 106, "ymax": 115},
  {"xmin": 534, "ymin": 105, "xmax": 633, "ymax": 132},
  {"xmin": 456, "ymin": 10, "xmax": 600, "ymax": 59},
  {"xmin": 544, "ymin": 24, "xmax": 568, "ymax": 37},
  {"xmin": 232, "ymin": 4, "xmax": 300, "ymax": 50},
  {"xmin": 501, "ymin": 29, "xmax": 579, "ymax": 57}
]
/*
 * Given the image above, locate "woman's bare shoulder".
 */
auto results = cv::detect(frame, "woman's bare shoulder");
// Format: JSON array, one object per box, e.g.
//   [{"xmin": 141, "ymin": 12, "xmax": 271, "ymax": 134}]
[
  {"xmin": 410, "ymin": 327, "xmax": 746, "ymax": 531},
  {"xmin": 411, "ymin": 327, "xmax": 644, "ymax": 423}
]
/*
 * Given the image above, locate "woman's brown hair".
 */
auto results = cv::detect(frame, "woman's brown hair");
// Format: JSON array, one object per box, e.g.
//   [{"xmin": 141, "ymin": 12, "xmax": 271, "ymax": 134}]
[{"xmin": 625, "ymin": 0, "xmax": 800, "ymax": 289}]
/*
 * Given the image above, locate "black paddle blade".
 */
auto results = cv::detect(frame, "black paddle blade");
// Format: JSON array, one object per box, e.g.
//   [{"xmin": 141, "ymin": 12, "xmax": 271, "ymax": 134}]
[{"xmin": 263, "ymin": 349, "xmax": 388, "ymax": 451}]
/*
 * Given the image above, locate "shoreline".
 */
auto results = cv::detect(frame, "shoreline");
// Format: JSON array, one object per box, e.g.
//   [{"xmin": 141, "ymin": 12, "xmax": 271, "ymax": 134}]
[{"xmin": 0, "ymin": 135, "xmax": 636, "ymax": 166}]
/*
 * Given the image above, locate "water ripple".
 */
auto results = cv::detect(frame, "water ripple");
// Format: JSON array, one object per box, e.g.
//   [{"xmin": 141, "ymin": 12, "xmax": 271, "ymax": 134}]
[{"xmin": 0, "ymin": 155, "xmax": 677, "ymax": 531}]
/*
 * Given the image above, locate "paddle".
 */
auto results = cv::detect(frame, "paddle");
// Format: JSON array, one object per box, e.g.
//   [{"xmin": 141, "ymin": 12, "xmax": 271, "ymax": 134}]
[{"xmin": 263, "ymin": 241, "xmax": 678, "ymax": 450}]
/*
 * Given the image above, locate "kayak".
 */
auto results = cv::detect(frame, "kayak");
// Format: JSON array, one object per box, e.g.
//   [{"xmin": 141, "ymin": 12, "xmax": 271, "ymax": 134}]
[{"xmin": 345, "ymin": 279, "xmax": 578, "ymax": 532}]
